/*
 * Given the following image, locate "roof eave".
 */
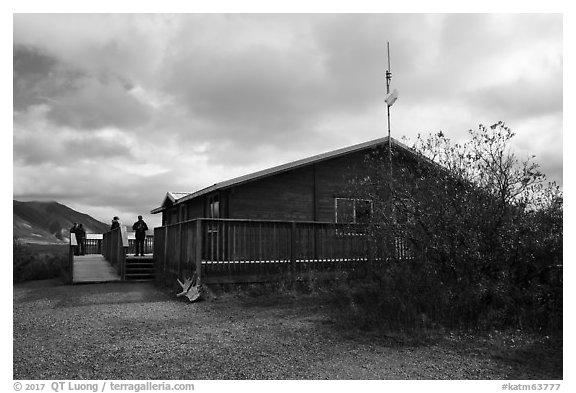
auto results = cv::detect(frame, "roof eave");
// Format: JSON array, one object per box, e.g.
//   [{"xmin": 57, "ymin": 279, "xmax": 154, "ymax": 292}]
[
  {"xmin": 176, "ymin": 137, "xmax": 393, "ymax": 205},
  {"xmin": 150, "ymin": 192, "xmax": 192, "ymax": 214},
  {"xmin": 150, "ymin": 207, "xmax": 164, "ymax": 214}
]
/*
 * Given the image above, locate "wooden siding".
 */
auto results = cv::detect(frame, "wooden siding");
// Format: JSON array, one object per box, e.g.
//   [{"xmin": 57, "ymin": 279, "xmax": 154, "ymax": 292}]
[
  {"xmin": 162, "ymin": 145, "xmax": 387, "ymax": 223},
  {"xmin": 314, "ymin": 149, "xmax": 378, "ymax": 222},
  {"xmin": 225, "ymin": 148, "xmax": 385, "ymax": 222},
  {"xmin": 186, "ymin": 197, "xmax": 205, "ymax": 220},
  {"xmin": 228, "ymin": 165, "xmax": 315, "ymax": 221}
]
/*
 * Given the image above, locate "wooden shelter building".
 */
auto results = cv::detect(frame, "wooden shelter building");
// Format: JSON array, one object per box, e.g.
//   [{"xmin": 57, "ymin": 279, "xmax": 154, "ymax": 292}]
[{"xmin": 150, "ymin": 137, "xmax": 424, "ymax": 285}]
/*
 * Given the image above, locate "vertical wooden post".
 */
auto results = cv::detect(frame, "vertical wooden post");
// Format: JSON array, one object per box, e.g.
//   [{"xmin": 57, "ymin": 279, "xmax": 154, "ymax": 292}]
[
  {"xmin": 122, "ymin": 226, "xmax": 129, "ymax": 280},
  {"xmin": 258, "ymin": 223, "xmax": 263, "ymax": 274},
  {"xmin": 178, "ymin": 222, "xmax": 182, "ymax": 278},
  {"xmin": 69, "ymin": 247, "xmax": 74, "ymax": 284},
  {"xmin": 195, "ymin": 219, "xmax": 203, "ymax": 285},
  {"xmin": 164, "ymin": 226, "xmax": 168, "ymax": 285},
  {"xmin": 290, "ymin": 221, "xmax": 297, "ymax": 279},
  {"xmin": 227, "ymin": 221, "xmax": 232, "ymax": 275},
  {"xmin": 69, "ymin": 233, "xmax": 78, "ymax": 284}
]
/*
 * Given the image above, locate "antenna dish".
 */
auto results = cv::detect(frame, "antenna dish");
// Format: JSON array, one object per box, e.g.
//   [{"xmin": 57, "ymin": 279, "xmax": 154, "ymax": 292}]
[{"xmin": 385, "ymin": 88, "xmax": 399, "ymax": 107}]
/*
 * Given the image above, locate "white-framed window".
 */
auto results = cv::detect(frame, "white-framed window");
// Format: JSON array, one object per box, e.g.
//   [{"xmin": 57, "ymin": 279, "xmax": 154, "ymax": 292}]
[{"xmin": 335, "ymin": 198, "xmax": 373, "ymax": 224}]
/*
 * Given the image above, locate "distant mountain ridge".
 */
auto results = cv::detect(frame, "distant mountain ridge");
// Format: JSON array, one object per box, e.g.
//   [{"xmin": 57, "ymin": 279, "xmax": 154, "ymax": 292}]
[{"xmin": 13, "ymin": 200, "xmax": 109, "ymax": 244}]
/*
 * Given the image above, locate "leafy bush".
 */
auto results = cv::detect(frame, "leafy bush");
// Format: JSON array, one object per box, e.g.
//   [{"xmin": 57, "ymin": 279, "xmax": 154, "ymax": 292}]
[
  {"xmin": 13, "ymin": 239, "xmax": 70, "ymax": 283},
  {"xmin": 341, "ymin": 122, "xmax": 562, "ymax": 334}
]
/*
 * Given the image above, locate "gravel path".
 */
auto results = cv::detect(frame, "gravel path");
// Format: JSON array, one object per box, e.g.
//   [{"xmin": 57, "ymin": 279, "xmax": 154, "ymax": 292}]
[{"xmin": 13, "ymin": 280, "xmax": 562, "ymax": 380}]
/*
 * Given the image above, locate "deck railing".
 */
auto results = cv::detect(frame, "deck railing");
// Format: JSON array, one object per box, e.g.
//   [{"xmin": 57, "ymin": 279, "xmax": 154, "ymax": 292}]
[
  {"xmin": 126, "ymin": 235, "xmax": 154, "ymax": 255},
  {"xmin": 154, "ymin": 218, "xmax": 413, "ymax": 286},
  {"xmin": 102, "ymin": 226, "xmax": 129, "ymax": 280},
  {"xmin": 68, "ymin": 233, "xmax": 77, "ymax": 284},
  {"xmin": 77, "ymin": 235, "xmax": 154, "ymax": 255},
  {"xmin": 84, "ymin": 238, "xmax": 102, "ymax": 254}
]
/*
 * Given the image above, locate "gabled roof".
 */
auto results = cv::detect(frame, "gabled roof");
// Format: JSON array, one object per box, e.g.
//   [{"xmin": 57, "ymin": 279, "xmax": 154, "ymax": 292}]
[
  {"xmin": 167, "ymin": 192, "xmax": 192, "ymax": 201},
  {"xmin": 150, "ymin": 192, "xmax": 192, "ymax": 214},
  {"xmin": 151, "ymin": 136, "xmax": 418, "ymax": 214}
]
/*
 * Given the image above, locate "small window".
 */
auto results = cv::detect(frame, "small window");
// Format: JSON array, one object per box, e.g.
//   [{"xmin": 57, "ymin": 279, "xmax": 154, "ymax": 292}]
[
  {"xmin": 335, "ymin": 198, "xmax": 373, "ymax": 224},
  {"xmin": 208, "ymin": 194, "xmax": 220, "ymax": 218}
]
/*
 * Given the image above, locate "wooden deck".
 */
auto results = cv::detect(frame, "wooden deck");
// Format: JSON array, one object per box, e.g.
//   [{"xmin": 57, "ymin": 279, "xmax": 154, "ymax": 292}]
[{"xmin": 72, "ymin": 255, "xmax": 121, "ymax": 284}]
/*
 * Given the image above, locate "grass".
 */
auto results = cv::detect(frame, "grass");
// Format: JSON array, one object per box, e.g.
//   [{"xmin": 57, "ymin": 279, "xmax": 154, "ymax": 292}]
[{"xmin": 13, "ymin": 241, "xmax": 70, "ymax": 283}]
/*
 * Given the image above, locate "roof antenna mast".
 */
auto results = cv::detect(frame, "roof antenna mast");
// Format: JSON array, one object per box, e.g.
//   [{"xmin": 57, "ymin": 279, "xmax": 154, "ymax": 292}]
[
  {"xmin": 384, "ymin": 42, "xmax": 400, "ymax": 222},
  {"xmin": 384, "ymin": 42, "xmax": 398, "ymax": 184},
  {"xmin": 386, "ymin": 42, "xmax": 392, "ymax": 169}
]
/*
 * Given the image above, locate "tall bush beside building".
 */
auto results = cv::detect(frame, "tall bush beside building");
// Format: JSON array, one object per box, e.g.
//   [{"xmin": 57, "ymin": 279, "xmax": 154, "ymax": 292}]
[{"xmin": 347, "ymin": 122, "xmax": 562, "ymax": 333}]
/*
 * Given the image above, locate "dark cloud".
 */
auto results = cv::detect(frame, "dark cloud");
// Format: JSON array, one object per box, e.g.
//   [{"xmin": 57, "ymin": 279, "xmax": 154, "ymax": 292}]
[
  {"xmin": 159, "ymin": 14, "xmax": 423, "ymax": 152},
  {"xmin": 13, "ymin": 44, "xmax": 56, "ymax": 75},
  {"xmin": 46, "ymin": 76, "xmax": 151, "ymax": 130},
  {"xmin": 14, "ymin": 44, "xmax": 152, "ymax": 131},
  {"xmin": 163, "ymin": 42, "xmax": 328, "ymax": 143},
  {"xmin": 13, "ymin": 117, "xmax": 135, "ymax": 166},
  {"xmin": 13, "ymin": 44, "xmax": 81, "ymax": 111}
]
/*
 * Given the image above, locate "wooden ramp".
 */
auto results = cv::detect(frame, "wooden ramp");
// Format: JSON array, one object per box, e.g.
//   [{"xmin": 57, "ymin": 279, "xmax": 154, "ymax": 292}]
[{"xmin": 72, "ymin": 255, "xmax": 121, "ymax": 284}]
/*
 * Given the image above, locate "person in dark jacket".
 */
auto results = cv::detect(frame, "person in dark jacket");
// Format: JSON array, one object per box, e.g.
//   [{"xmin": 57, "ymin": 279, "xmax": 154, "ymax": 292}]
[
  {"xmin": 110, "ymin": 216, "xmax": 120, "ymax": 231},
  {"xmin": 70, "ymin": 223, "xmax": 79, "ymax": 255},
  {"xmin": 76, "ymin": 224, "xmax": 86, "ymax": 255},
  {"xmin": 132, "ymin": 215, "xmax": 148, "ymax": 256}
]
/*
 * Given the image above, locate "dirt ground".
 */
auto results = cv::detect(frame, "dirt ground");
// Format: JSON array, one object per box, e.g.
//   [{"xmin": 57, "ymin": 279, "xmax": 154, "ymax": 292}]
[{"xmin": 13, "ymin": 279, "xmax": 562, "ymax": 380}]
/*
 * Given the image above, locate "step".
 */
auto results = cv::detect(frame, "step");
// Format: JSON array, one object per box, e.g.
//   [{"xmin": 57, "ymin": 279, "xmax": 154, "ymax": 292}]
[
  {"xmin": 126, "ymin": 263, "xmax": 155, "ymax": 268},
  {"xmin": 125, "ymin": 269, "xmax": 154, "ymax": 274},
  {"xmin": 125, "ymin": 273, "xmax": 154, "ymax": 280},
  {"xmin": 125, "ymin": 263, "xmax": 154, "ymax": 268},
  {"xmin": 126, "ymin": 265, "xmax": 154, "ymax": 270}
]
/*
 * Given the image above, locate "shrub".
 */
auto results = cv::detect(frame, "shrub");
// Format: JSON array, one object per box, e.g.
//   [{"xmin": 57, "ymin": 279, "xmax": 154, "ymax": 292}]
[
  {"xmin": 342, "ymin": 123, "xmax": 562, "ymax": 334},
  {"xmin": 13, "ymin": 239, "xmax": 69, "ymax": 283}
]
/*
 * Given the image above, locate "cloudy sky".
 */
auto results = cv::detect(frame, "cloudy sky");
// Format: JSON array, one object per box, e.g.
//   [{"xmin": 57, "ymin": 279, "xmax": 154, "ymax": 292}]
[{"xmin": 12, "ymin": 13, "xmax": 563, "ymax": 229}]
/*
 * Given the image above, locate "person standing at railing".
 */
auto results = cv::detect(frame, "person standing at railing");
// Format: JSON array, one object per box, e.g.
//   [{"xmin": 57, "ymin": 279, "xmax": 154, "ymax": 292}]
[
  {"xmin": 132, "ymin": 215, "xmax": 148, "ymax": 256},
  {"xmin": 70, "ymin": 223, "xmax": 79, "ymax": 256},
  {"xmin": 110, "ymin": 216, "xmax": 120, "ymax": 231},
  {"xmin": 77, "ymin": 223, "xmax": 86, "ymax": 255}
]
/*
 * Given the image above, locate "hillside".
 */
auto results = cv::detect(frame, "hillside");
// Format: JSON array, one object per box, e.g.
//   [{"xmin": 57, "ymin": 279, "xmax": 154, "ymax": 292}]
[{"xmin": 13, "ymin": 200, "xmax": 109, "ymax": 244}]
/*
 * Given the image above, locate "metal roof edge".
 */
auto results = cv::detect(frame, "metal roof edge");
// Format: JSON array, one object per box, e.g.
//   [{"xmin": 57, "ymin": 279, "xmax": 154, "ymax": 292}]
[
  {"xmin": 150, "ymin": 191, "xmax": 193, "ymax": 214},
  {"xmin": 176, "ymin": 137, "xmax": 399, "ymax": 205}
]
